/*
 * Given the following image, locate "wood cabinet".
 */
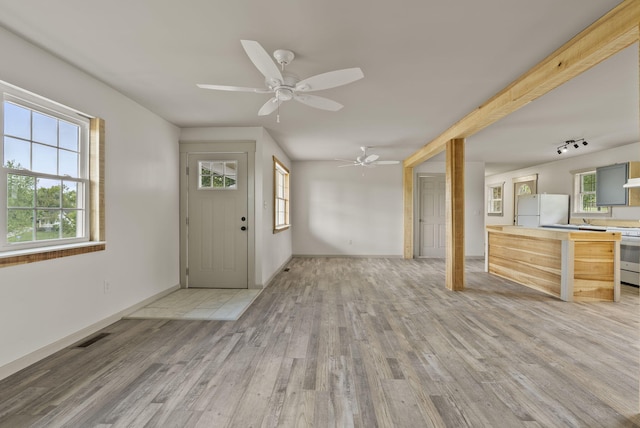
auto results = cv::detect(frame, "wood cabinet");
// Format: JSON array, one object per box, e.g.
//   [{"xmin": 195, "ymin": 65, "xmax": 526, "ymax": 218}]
[
  {"xmin": 486, "ymin": 225, "xmax": 621, "ymax": 302},
  {"xmin": 627, "ymin": 161, "xmax": 640, "ymax": 206}
]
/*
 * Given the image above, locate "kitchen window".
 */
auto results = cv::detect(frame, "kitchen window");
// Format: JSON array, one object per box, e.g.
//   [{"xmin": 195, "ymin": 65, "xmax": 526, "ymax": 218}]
[
  {"xmin": 487, "ymin": 182, "xmax": 503, "ymax": 216},
  {"xmin": 573, "ymin": 170, "xmax": 609, "ymax": 214}
]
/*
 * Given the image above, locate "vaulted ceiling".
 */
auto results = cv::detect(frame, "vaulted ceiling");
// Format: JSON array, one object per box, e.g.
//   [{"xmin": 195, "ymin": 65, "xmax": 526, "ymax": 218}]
[{"xmin": 0, "ymin": 0, "xmax": 635, "ymax": 174}]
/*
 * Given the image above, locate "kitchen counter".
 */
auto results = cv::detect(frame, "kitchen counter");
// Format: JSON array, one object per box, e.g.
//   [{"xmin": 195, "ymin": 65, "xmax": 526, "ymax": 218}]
[{"xmin": 486, "ymin": 225, "xmax": 621, "ymax": 302}]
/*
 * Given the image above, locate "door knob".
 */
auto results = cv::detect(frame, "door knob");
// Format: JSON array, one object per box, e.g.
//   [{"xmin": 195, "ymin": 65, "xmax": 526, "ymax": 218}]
[
  {"xmin": 241, "ymin": 226, "xmax": 247, "ymax": 231},
  {"xmin": 241, "ymin": 216, "xmax": 246, "ymax": 221}
]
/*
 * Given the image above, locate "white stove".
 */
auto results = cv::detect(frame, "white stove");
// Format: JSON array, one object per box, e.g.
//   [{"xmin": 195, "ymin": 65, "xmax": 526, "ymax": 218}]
[{"xmin": 606, "ymin": 227, "xmax": 640, "ymax": 286}]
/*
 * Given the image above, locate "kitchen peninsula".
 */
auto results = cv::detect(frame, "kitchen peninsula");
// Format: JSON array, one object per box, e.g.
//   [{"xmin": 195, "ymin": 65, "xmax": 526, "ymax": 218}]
[{"xmin": 486, "ymin": 225, "xmax": 621, "ymax": 302}]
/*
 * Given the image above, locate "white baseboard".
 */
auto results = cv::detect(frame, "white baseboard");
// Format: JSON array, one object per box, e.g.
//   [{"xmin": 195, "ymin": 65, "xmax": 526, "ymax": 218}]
[
  {"xmin": 0, "ymin": 284, "xmax": 180, "ymax": 381},
  {"xmin": 292, "ymin": 254, "xmax": 403, "ymax": 259}
]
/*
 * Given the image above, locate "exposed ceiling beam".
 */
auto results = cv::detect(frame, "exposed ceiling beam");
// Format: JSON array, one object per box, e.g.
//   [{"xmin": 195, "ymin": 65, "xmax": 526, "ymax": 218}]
[{"xmin": 404, "ymin": 0, "xmax": 640, "ymax": 168}]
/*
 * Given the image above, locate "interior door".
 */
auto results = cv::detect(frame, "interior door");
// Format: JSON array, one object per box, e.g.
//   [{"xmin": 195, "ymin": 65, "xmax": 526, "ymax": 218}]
[
  {"xmin": 419, "ymin": 175, "xmax": 446, "ymax": 258},
  {"xmin": 187, "ymin": 153, "xmax": 248, "ymax": 288},
  {"xmin": 512, "ymin": 174, "xmax": 538, "ymax": 225}
]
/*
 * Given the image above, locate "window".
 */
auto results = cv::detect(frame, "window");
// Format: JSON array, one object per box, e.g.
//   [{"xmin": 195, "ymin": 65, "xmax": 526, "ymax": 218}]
[
  {"xmin": 573, "ymin": 170, "xmax": 608, "ymax": 214},
  {"xmin": 198, "ymin": 160, "xmax": 237, "ymax": 190},
  {"xmin": 273, "ymin": 156, "xmax": 290, "ymax": 232},
  {"xmin": 487, "ymin": 183, "xmax": 503, "ymax": 216},
  {"xmin": 0, "ymin": 81, "xmax": 104, "ymax": 266}
]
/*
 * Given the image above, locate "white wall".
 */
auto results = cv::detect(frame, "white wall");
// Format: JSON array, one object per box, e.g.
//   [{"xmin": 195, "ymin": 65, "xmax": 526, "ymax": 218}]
[
  {"xmin": 258, "ymin": 129, "xmax": 293, "ymax": 284},
  {"xmin": 415, "ymin": 161, "xmax": 486, "ymax": 257},
  {"xmin": 0, "ymin": 27, "xmax": 180, "ymax": 377},
  {"xmin": 178, "ymin": 126, "xmax": 292, "ymax": 286},
  {"xmin": 292, "ymin": 161, "xmax": 403, "ymax": 256},
  {"xmin": 486, "ymin": 142, "xmax": 640, "ymax": 226}
]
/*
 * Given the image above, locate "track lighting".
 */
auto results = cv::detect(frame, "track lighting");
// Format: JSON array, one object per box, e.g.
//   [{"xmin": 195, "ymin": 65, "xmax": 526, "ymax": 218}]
[{"xmin": 556, "ymin": 138, "xmax": 588, "ymax": 154}]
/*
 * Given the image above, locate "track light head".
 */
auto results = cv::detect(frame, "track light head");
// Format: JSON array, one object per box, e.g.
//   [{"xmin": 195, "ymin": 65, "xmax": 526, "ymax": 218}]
[
  {"xmin": 573, "ymin": 143, "xmax": 579, "ymax": 148},
  {"xmin": 582, "ymin": 140, "xmax": 588, "ymax": 146},
  {"xmin": 557, "ymin": 149, "xmax": 562, "ymax": 154},
  {"xmin": 561, "ymin": 146, "xmax": 568, "ymax": 153}
]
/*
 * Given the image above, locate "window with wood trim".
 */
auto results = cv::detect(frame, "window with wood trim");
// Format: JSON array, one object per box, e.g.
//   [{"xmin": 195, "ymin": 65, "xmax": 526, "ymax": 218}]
[
  {"xmin": 487, "ymin": 183, "xmax": 503, "ymax": 216},
  {"xmin": 573, "ymin": 170, "xmax": 609, "ymax": 214},
  {"xmin": 273, "ymin": 156, "xmax": 290, "ymax": 232},
  {"xmin": 0, "ymin": 80, "xmax": 105, "ymax": 266}
]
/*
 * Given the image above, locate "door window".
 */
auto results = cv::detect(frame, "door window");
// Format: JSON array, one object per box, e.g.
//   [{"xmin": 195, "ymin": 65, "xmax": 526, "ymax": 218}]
[{"xmin": 198, "ymin": 160, "xmax": 237, "ymax": 190}]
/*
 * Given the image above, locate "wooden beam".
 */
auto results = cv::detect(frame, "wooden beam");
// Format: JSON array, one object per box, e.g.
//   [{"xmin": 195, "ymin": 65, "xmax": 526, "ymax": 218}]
[
  {"xmin": 404, "ymin": 0, "xmax": 640, "ymax": 168},
  {"xmin": 446, "ymin": 139, "xmax": 465, "ymax": 291},
  {"xmin": 403, "ymin": 166, "xmax": 414, "ymax": 258}
]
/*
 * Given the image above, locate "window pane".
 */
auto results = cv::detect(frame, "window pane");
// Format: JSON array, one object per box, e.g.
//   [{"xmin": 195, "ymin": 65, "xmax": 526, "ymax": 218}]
[
  {"xmin": 212, "ymin": 173, "xmax": 224, "ymax": 188},
  {"xmin": 62, "ymin": 210, "xmax": 79, "ymax": 238},
  {"xmin": 36, "ymin": 178, "xmax": 61, "ymax": 208},
  {"xmin": 224, "ymin": 161, "xmax": 237, "ymax": 175},
  {"xmin": 62, "ymin": 181, "xmax": 79, "ymax": 208},
  {"xmin": 225, "ymin": 176, "xmax": 237, "ymax": 189},
  {"xmin": 32, "ymin": 143, "xmax": 58, "ymax": 174},
  {"xmin": 32, "ymin": 111, "xmax": 58, "ymax": 147},
  {"xmin": 7, "ymin": 209, "xmax": 33, "ymax": 242},
  {"xmin": 36, "ymin": 210, "xmax": 60, "ymax": 240},
  {"xmin": 59, "ymin": 121, "xmax": 79, "ymax": 151},
  {"xmin": 200, "ymin": 175, "xmax": 212, "ymax": 188},
  {"xmin": 4, "ymin": 136, "xmax": 31, "ymax": 169},
  {"xmin": 4, "ymin": 102, "xmax": 31, "ymax": 140},
  {"xmin": 582, "ymin": 174, "xmax": 596, "ymax": 192},
  {"xmin": 582, "ymin": 194, "xmax": 596, "ymax": 211},
  {"xmin": 8, "ymin": 174, "xmax": 35, "ymax": 207},
  {"xmin": 59, "ymin": 149, "xmax": 78, "ymax": 177}
]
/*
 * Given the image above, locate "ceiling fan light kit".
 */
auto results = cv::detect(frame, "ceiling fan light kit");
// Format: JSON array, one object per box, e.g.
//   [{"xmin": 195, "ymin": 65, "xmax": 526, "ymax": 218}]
[{"xmin": 197, "ymin": 40, "xmax": 364, "ymax": 122}]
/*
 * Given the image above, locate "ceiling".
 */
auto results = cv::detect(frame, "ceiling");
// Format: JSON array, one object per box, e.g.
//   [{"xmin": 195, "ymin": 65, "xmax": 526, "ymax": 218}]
[{"xmin": 0, "ymin": 0, "xmax": 636, "ymax": 175}]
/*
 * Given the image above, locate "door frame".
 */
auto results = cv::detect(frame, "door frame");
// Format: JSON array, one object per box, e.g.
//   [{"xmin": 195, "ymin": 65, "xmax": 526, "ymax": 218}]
[
  {"xmin": 415, "ymin": 173, "xmax": 446, "ymax": 258},
  {"xmin": 179, "ymin": 141, "xmax": 256, "ymax": 288}
]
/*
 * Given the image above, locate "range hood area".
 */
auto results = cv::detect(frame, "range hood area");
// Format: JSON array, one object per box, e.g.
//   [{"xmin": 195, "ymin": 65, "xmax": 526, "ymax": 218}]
[{"xmin": 623, "ymin": 177, "xmax": 640, "ymax": 188}]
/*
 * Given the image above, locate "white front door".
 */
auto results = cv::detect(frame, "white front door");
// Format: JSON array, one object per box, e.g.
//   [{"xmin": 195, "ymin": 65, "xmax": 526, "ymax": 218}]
[
  {"xmin": 419, "ymin": 175, "xmax": 446, "ymax": 258},
  {"xmin": 187, "ymin": 153, "xmax": 248, "ymax": 288}
]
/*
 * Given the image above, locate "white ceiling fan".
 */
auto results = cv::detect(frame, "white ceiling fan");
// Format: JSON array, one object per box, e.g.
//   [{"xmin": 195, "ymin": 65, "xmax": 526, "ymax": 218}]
[
  {"xmin": 336, "ymin": 147, "xmax": 401, "ymax": 167},
  {"xmin": 197, "ymin": 40, "xmax": 364, "ymax": 122}
]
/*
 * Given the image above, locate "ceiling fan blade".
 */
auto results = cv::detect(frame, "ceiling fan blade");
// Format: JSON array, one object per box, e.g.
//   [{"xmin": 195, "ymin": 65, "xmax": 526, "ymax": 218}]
[
  {"xmin": 338, "ymin": 163, "xmax": 358, "ymax": 167},
  {"xmin": 258, "ymin": 97, "xmax": 282, "ymax": 116},
  {"xmin": 295, "ymin": 68, "xmax": 364, "ymax": 92},
  {"xmin": 294, "ymin": 94, "xmax": 343, "ymax": 111},
  {"xmin": 372, "ymin": 160, "xmax": 400, "ymax": 165},
  {"xmin": 197, "ymin": 83, "xmax": 270, "ymax": 93},
  {"xmin": 240, "ymin": 40, "xmax": 283, "ymax": 84},
  {"xmin": 364, "ymin": 154, "xmax": 379, "ymax": 163}
]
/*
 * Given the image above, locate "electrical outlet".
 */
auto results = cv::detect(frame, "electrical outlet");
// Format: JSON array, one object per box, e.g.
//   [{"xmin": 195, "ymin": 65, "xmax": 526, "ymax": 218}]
[{"xmin": 103, "ymin": 280, "xmax": 110, "ymax": 294}]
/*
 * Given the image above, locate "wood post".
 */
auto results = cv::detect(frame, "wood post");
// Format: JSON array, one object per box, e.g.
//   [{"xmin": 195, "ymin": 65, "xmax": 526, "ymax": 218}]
[
  {"xmin": 446, "ymin": 138, "xmax": 464, "ymax": 291},
  {"xmin": 403, "ymin": 166, "xmax": 414, "ymax": 259}
]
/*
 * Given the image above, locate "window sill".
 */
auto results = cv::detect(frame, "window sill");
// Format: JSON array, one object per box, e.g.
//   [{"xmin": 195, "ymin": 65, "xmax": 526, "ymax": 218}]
[
  {"xmin": 273, "ymin": 226, "xmax": 290, "ymax": 234},
  {"xmin": 0, "ymin": 241, "xmax": 106, "ymax": 268}
]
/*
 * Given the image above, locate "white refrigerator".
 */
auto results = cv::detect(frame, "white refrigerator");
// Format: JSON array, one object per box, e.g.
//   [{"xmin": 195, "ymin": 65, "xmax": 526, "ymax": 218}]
[{"xmin": 516, "ymin": 194, "xmax": 569, "ymax": 227}]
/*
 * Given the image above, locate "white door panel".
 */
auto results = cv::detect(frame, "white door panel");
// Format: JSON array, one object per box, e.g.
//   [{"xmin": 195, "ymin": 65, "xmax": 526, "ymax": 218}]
[
  {"xmin": 419, "ymin": 175, "xmax": 446, "ymax": 258},
  {"xmin": 187, "ymin": 153, "xmax": 248, "ymax": 288}
]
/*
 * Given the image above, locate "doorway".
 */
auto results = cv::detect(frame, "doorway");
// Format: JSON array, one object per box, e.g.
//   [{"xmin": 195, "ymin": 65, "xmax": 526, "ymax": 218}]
[
  {"xmin": 512, "ymin": 174, "xmax": 538, "ymax": 225},
  {"xmin": 181, "ymin": 150, "xmax": 251, "ymax": 289},
  {"xmin": 418, "ymin": 174, "xmax": 446, "ymax": 258}
]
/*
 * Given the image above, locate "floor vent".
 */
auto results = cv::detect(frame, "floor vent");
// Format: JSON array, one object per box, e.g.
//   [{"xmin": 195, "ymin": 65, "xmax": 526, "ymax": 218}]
[{"xmin": 76, "ymin": 333, "xmax": 110, "ymax": 348}]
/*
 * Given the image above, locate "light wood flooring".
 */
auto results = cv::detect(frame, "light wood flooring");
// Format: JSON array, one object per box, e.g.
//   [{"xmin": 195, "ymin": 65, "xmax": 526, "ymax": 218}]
[
  {"xmin": 0, "ymin": 257, "xmax": 638, "ymax": 427},
  {"xmin": 126, "ymin": 289, "xmax": 262, "ymax": 321}
]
